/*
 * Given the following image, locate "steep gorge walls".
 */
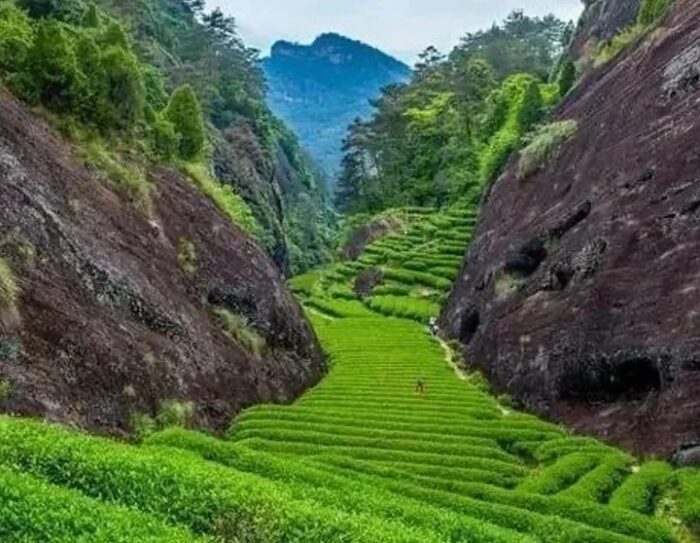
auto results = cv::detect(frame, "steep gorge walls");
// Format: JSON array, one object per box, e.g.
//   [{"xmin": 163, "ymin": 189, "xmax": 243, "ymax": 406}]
[
  {"xmin": 572, "ymin": 0, "xmax": 643, "ymax": 56},
  {"xmin": 442, "ymin": 0, "xmax": 700, "ymax": 457},
  {"xmin": 0, "ymin": 91, "xmax": 325, "ymax": 435}
]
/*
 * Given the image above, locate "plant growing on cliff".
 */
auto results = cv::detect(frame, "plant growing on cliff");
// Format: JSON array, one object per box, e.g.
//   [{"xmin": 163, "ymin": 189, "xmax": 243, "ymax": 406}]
[
  {"xmin": 213, "ymin": 307, "xmax": 266, "ymax": 358},
  {"xmin": 517, "ymin": 120, "xmax": 578, "ymax": 180},
  {"xmin": 638, "ymin": 0, "xmax": 674, "ymax": 26},
  {"xmin": 0, "ymin": 257, "xmax": 20, "ymax": 328},
  {"xmin": 176, "ymin": 238, "xmax": 197, "ymax": 276}
]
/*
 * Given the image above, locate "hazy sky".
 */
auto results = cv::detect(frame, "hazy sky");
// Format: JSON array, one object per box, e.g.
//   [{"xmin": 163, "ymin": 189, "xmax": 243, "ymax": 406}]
[{"xmin": 205, "ymin": 1, "xmax": 584, "ymax": 63}]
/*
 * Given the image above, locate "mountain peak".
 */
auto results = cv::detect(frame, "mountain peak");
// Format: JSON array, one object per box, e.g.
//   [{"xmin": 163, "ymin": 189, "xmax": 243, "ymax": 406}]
[
  {"xmin": 269, "ymin": 33, "xmax": 409, "ymax": 71},
  {"xmin": 264, "ymin": 33, "xmax": 411, "ymax": 178}
]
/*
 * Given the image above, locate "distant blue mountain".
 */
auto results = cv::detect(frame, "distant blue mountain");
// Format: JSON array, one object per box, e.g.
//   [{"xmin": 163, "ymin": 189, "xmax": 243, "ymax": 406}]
[{"xmin": 263, "ymin": 33, "xmax": 411, "ymax": 181}]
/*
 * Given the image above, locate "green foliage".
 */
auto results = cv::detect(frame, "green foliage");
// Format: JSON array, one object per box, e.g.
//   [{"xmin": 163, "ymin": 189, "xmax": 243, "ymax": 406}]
[
  {"xmin": 183, "ymin": 162, "xmax": 262, "ymax": 238},
  {"xmin": 0, "ymin": 3, "xmax": 33, "ymax": 74},
  {"xmin": 213, "ymin": 307, "xmax": 266, "ymax": 358},
  {"xmin": 609, "ymin": 461, "xmax": 672, "ymax": 514},
  {"xmin": 0, "ymin": 0, "xmax": 334, "ymax": 272},
  {"xmin": 156, "ymin": 400, "xmax": 195, "ymax": 429},
  {"xmin": 99, "ymin": 45, "xmax": 146, "ymax": 128},
  {"xmin": 82, "ymin": 141, "xmax": 153, "ymax": 214},
  {"xmin": 0, "ymin": 465, "xmax": 206, "ymax": 542},
  {"xmin": 638, "ymin": 0, "xmax": 673, "ymax": 26},
  {"xmin": 594, "ymin": 25, "xmax": 646, "ymax": 67},
  {"xmin": 517, "ymin": 120, "xmax": 578, "ymax": 180},
  {"xmin": 0, "ymin": 378, "xmax": 10, "ymax": 402},
  {"xmin": 176, "ymin": 238, "xmax": 197, "ymax": 276},
  {"xmin": 336, "ymin": 11, "xmax": 569, "ymax": 215},
  {"xmin": 678, "ymin": 469, "xmax": 700, "ymax": 528},
  {"xmin": 557, "ymin": 58, "xmax": 577, "ymax": 96},
  {"xmin": 165, "ymin": 85, "xmax": 206, "ymax": 160}
]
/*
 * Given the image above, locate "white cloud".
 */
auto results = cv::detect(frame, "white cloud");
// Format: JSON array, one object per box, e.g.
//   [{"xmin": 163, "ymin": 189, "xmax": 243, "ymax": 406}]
[{"xmin": 205, "ymin": 0, "xmax": 584, "ymax": 63}]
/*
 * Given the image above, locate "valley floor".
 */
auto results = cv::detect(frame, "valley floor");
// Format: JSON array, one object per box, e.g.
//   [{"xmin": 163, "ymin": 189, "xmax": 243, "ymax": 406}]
[{"xmin": 0, "ymin": 208, "xmax": 698, "ymax": 541}]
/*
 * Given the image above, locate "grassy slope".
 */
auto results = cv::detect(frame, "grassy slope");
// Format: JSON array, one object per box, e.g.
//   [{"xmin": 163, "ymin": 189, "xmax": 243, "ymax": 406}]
[{"xmin": 0, "ymin": 207, "xmax": 697, "ymax": 541}]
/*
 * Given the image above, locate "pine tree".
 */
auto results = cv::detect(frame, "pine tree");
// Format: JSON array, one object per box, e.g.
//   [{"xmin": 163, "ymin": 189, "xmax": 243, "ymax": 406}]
[
  {"xmin": 558, "ymin": 58, "xmax": 576, "ymax": 97},
  {"xmin": 82, "ymin": 3, "xmax": 100, "ymax": 28},
  {"xmin": 516, "ymin": 80, "xmax": 543, "ymax": 132},
  {"xmin": 165, "ymin": 85, "xmax": 206, "ymax": 160},
  {"xmin": 101, "ymin": 46, "xmax": 146, "ymax": 129}
]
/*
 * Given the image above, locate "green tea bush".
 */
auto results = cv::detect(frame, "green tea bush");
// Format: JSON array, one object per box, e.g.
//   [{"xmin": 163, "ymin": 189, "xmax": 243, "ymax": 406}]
[
  {"xmin": 558, "ymin": 454, "xmax": 632, "ymax": 503},
  {"xmin": 517, "ymin": 120, "xmax": 578, "ymax": 180},
  {"xmin": 0, "ymin": 417, "xmax": 432, "ymax": 543},
  {"xmin": 0, "ymin": 465, "xmax": 206, "ymax": 542},
  {"xmin": 366, "ymin": 295, "xmax": 440, "ymax": 322},
  {"xmin": 382, "ymin": 268, "xmax": 452, "ymax": 290},
  {"xmin": 609, "ymin": 461, "xmax": 672, "ymax": 514},
  {"xmin": 518, "ymin": 453, "xmax": 601, "ymax": 495},
  {"xmin": 677, "ymin": 469, "xmax": 700, "ymax": 528}
]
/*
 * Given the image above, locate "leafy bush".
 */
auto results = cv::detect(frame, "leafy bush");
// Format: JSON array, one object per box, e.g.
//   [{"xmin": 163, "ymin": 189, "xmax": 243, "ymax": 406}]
[
  {"xmin": 609, "ymin": 461, "xmax": 672, "ymax": 514},
  {"xmin": 517, "ymin": 120, "xmax": 578, "ymax": 180},
  {"xmin": 213, "ymin": 307, "xmax": 266, "ymax": 358},
  {"xmin": 165, "ymin": 85, "xmax": 206, "ymax": 160},
  {"xmin": 638, "ymin": 0, "xmax": 673, "ymax": 26},
  {"xmin": 0, "ymin": 3, "xmax": 33, "ymax": 74},
  {"xmin": 156, "ymin": 400, "xmax": 196, "ymax": 429},
  {"xmin": 176, "ymin": 238, "xmax": 197, "ymax": 276},
  {"xmin": 594, "ymin": 25, "xmax": 646, "ymax": 67}
]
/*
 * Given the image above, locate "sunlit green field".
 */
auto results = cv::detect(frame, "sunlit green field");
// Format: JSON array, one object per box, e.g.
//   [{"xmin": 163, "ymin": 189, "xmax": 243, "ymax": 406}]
[{"xmin": 0, "ymin": 207, "xmax": 698, "ymax": 542}]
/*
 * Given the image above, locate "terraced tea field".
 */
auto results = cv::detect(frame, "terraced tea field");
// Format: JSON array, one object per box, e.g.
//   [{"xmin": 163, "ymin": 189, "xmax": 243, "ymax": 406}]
[{"xmin": 0, "ymin": 207, "xmax": 698, "ymax": 542}]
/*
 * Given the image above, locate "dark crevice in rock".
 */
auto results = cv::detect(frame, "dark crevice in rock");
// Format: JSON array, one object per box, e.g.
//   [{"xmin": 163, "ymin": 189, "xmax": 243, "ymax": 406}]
[
  {"xmin": 504, "ymin": 237, "xmax": 548, "ymax": 277},
  {"xmin": 549, "ymin": 201, "xmax": 593, "ymax": 239},
  {"xmin": 459, "ymin": 307, "xmax": 480, "ymax": 345},
  {"xmin": 561, "ymin": 355, "xmax": 661, "ymax": 403}
]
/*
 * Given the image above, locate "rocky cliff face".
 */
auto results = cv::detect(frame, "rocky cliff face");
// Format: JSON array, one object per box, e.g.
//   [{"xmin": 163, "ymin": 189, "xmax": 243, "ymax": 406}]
[
  {"xmin": 0, "ymin": 91, "xmax": 325, "ymax": 435},
  {"xmin": 442, "ymin": 0, "xmax": 700, "ymax": 457},
  {"xmin": 572, "ymin": 0, "xmax": 643, "ymax": 56}
]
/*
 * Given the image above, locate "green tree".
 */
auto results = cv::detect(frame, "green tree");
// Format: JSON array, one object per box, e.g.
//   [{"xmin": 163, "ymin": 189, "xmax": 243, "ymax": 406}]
[
  {"xmin": 558, "ymin": 58, "xmax": 576, "ymax": 97},
  {"xmin": 516, "ymin": 80, "xmax": 543, "ymax": 131},
  {"xmin": 101, "ymin": 46, "xmax": 146, "ymax": 129},
  {"xmin": 165, "ymin": 85, "xmax": 206, "ymax": 160},
  {"xmin": 26, "ymin": 20, "xmax": 81, "ymax": 111},
  {"xmin": 82, "ymin": 3, "xmax": 101, "ymax": 28}
]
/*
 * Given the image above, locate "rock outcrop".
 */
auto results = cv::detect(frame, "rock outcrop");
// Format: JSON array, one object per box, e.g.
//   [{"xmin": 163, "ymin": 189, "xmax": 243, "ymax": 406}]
[
  {"xmin": 0, "ymin": 90, "xmax": 325, "ymax": 435},
  {"xmin": 442, "ymin": 0, "xmax": 700, "ymax": 456},
  {"xmin": 572, "ymin": 0, "xmax": 643, "ymax": 57}
]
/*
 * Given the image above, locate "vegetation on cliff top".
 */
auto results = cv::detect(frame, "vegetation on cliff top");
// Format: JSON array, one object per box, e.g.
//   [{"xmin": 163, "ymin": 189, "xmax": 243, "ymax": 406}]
[{"xmin": 0, "ymin": 0, "xmax": 334, "ymax": 274}]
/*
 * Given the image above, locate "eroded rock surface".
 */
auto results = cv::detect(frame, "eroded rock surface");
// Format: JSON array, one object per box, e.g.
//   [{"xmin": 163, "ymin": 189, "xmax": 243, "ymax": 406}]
[
  {"xmin": 0, "ymin": 91, "xmax": 325, "ymax": 435},
  {"xmin": 442, "ymin": 0, "xmax": 700, "ymax": 457}
]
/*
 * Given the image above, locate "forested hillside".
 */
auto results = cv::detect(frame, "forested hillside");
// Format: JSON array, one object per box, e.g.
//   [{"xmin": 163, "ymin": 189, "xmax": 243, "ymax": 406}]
[
  {"xmin": 264, "ymin": 33, "xmax": 411, "ymax": 178},
  {"xmin": 335, "ymin": 12, "xmax": 574, "ymax": 214},
  {"xmin": 0, "ymin": 0, "xmax": 334, "ymax": 274}
]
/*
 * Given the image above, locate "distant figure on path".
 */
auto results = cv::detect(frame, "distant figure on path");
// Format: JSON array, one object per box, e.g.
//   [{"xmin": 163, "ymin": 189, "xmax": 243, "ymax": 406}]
[
  {"xmin": 428, "ymin": 317, "xmax": 439, "ymax": 336},
  {"xmin": 415, "ymin": 379, "xmax": 426, "ymax": 395}
]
